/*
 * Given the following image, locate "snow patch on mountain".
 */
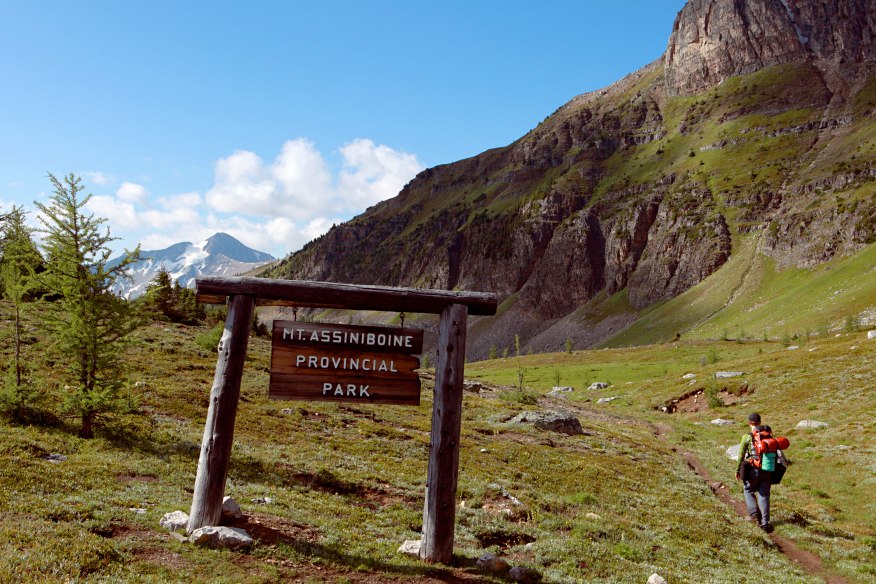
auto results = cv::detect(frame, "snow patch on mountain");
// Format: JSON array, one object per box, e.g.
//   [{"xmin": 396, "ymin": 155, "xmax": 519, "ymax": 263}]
[{"xmin": 111, "ymin": 233, "xmax": 275, "ymax": 299}]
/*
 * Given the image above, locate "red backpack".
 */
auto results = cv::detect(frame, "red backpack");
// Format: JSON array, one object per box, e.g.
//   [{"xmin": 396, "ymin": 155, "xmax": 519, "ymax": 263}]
[{"xmin": 750, "ymin": 426, "xmax": 790, "ymax": 465}]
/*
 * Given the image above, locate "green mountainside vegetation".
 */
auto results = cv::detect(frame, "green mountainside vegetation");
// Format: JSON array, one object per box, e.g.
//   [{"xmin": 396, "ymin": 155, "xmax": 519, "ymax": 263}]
[
  {"xmin": 2, "ymin": 299, "xmax": 874, "ymax": 582},
  {"xmin": 267, "ymin": 59, "xmax": 876, "ymax": 358}
]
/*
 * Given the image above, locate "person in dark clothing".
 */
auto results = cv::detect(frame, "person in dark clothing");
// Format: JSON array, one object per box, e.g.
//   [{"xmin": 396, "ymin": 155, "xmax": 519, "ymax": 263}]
[{"xmin": 735, "ymin": 412, "xmax": 774, "ymax": 533}]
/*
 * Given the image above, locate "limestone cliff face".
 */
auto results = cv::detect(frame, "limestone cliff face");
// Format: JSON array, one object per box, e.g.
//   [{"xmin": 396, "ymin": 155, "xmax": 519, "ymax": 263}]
[
  {"xmin": 272, "ymin": 0, "xmax": 876, "ymax": 354},
  {"xmin": 665, "ymin": 0, "xmax": 876, "ymax": 95}
]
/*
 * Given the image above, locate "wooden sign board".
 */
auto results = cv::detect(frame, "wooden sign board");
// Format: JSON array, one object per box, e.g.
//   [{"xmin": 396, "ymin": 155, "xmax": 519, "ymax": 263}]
[{"xmin": 270, "ymin": 321, "xmax": 424, "ymax": 405}]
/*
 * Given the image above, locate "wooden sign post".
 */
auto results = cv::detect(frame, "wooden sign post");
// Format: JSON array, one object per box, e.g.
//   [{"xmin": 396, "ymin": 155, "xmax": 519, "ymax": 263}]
[{"xmin": 187, "ymin": 277, "xmax": 496, "ymax": 565}]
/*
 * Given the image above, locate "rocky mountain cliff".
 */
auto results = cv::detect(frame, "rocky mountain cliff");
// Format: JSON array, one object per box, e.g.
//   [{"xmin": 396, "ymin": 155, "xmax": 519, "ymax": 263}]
[{"xmin": 268, "ymin": 0, "xmax": 876, "ymax": 358}]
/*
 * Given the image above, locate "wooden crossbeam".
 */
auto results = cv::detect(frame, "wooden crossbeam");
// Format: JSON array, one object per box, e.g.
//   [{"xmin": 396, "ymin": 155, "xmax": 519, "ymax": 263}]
[{"xmin": 195, "ymin": 276, "xmax": 498, "ymax": 316}]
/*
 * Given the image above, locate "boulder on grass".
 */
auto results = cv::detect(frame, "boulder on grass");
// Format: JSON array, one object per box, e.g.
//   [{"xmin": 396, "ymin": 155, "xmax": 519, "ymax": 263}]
[
  {"xmin": 159, "ymin": 510, "xmax": 189, "ymax": 532},
  {"xmin": 796, "ymin": 420, "xmax": 829, "ymax": 430},
  {"xmin": 397, "ymin": 539, "xmax": 421, "ymax": 557},
  {"xmin": 476, "ymin": 552, "xmax": 510, "ymax": 573},
  {"xmin": 221, "ymin": 496, "xmax": 243, "ymax": 521},
  {"xmin": 509, "ymin": 411, "xmax": 585, "ymax": 435},
  {"xmin": 509, "ymin": 565, "xmax": 542, "ymax": 583},
  {"xmin": 189, "ymin": 526, "xmax": 253, "ymax": 550}
]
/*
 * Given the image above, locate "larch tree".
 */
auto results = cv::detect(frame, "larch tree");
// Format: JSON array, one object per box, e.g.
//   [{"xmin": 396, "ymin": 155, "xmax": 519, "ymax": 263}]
[
  {"xmin": 0, "ymin": 206, "xmax": 48, "ymax": 420},
  {"xmin": 0, "ymin": 206, "xmax": 42, "ymax": 387},
  {"xmin": 35, "ymin": 173, "xmax": 142, "ymax": 438}
]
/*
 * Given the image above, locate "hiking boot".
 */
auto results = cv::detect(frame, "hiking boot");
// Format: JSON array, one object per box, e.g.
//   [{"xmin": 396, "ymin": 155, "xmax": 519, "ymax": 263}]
[
  {"xmin": 759, "ymin": 522, "xmax": 774, "ymax": 533},
  {"xmin": 749, "ymin": 513, "xmax": 761, "ymax": 525}
]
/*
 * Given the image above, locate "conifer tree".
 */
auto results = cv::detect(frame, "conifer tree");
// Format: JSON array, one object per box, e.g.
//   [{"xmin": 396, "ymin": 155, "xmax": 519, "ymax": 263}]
[
  {"xmin": 144, "ymin": 266, "xmax": 174, "ymax": 318},
  {"xmin": 35, "ymin": 173, "xmax": 142, "ymax": 438},
  {"xmin": 0, "ymin": 206, "xmax": 45, "ymax": 418},
  {"xmin": 0, "ymin": 206, "xmax": 41, "ymax": 385}
]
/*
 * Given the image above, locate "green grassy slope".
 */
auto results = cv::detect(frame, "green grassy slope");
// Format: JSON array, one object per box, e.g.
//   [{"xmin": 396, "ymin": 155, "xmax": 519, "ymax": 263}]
[
  {"xmin": 1, "ymin": 307, "xmax": 858, "ymax": 583},
  {"xmin": 467, "ymin": 331, "xmax": 876, "ymax": 583},
  {"xmin": 601, "ymin": 239, "xmax": 876, "ymax": 347}
]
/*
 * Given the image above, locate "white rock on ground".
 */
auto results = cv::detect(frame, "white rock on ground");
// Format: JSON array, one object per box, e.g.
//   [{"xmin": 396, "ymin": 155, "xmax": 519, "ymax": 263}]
[
  {"xmin": 548, "ymin": 386, "xmax": 574, "ymax": 397},
  {"xmin": 796, "ymin": 420, "xmax": 829, "ymax": 429},
  {"xmin": 868, "ymin": 330, "xmax": 876, "ymax": 339},
  {"xmin": 189, "ymin": 526, "xmax": 253, "ymax": 550},
  {"xmin": 715, "ymin": 371, "xmax": 744, "ymax": 379},
  {"xmin": 711, "ymin": 419, "xmax": 734, "ymax": 426},
  {"xmin": 588, "ymin": 382, "xmax": 610, "ymax": 390},
  {"xmin": 648, "ymin": 574, "xmax": 668, "ymax": 584},
  {"xmin": 726, "ymin": 445, "xmax": 739, "ymax": 460},
  {"xmin": 160, "ymin": 510, "xmax": 190, "ymax": 531},
  {"xmin": 787, "ymin": 345, "xmax": 799, "ymax": 350},
  {"xmin": 397, "ymin": 540, "xmax": 421, "ymax": 557},
  {"xmin": 682, "ymin": 373, "xmax": 696, "ymax": 379},
  {"xmin": 597, "ymin": 396, "xmax": 620, "ymax": 404}
]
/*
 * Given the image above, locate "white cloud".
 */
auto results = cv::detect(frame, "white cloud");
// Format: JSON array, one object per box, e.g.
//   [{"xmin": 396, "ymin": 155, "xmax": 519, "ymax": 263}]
[
  {"xmin": 86, "ymin": 195, "xmax": 139, "ymax": 229},
  {"xmin": 204, "ymin": 138, "xmax": 422, "ymax": 221},
  {"xmin": 337, "ymin": 139, "xmax": 423, "ymax": 209},
  {"xmin": 117, "ymin": 182, "xmax": 149, "ymax": 204},
  {"xmin": 83, "ymin": 138, "xmax": 422, "ymax": 259},
  {"xmin": 85, "ymin": 171, "xmax": 113, "ymax": 186},
  {"xmin": 159, "ymin": 191, "xmax": 202, "ymax": 209},
  {"xmin": 204, "ymin": 139, "xmax": 334, "ymax": 219}
]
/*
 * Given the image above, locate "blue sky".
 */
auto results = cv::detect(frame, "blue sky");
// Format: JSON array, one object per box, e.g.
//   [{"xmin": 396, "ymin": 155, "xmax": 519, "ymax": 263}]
[{"xmin": 0, "ymin": 1, "xmax": 686, "ymax": 258}]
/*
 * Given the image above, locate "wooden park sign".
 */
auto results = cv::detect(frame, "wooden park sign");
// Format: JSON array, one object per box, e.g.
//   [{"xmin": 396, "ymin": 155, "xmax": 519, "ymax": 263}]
[
  {"xmin": 187, "ymin": 276, "xmax": 496, "ymax": 564},
  {"xmin": 269, "ymin": 321, "xmax": 424, "ymax": 405}
]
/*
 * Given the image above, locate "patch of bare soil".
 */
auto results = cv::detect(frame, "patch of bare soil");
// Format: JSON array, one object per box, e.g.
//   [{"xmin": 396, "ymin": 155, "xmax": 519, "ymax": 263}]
[
  {"xmin": 227, "ymin": 511, "xmax": 496, "ymax": 583},
  {"xmin": 652, "ymin": 426, "xmax": 849, "ymax": 584},
  {"xmin": 661, "ymin": 384, "xmax": 751, "ymax": 413},
  {"xmin": 225, "ymin": 511, "xmax": 322, "ymax": 547}
]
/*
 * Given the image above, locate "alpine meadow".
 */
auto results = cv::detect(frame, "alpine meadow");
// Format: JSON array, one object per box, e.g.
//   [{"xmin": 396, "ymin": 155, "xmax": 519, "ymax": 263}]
[{"xmin": 2, "ymin": 1, "xmax": 876, "ymax": 583}]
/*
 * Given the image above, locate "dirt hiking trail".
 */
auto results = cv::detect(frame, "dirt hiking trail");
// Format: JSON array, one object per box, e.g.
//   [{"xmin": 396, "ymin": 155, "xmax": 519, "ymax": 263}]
[{"xmin": 652, "ymin": 422, "xmax": 849, "ymax": 584}]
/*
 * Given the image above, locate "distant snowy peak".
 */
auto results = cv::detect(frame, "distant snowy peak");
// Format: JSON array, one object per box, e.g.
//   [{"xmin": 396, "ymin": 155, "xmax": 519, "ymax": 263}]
[
  {"xmin": 200, "ymin": 232, "xmax": 275, "ymax": 263},
  {"xmin": 112, "ymin": 233, "xmax": 275, "ymax": 299}
]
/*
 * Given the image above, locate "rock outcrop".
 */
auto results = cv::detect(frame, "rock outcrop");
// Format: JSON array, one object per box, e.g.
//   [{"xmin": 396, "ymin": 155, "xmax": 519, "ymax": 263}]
[
  {"xmin": 665, "ymin": 0, "xmax": 876, "ymax": 95},
  {"xmin": 271, "ymin": 0, "xmax": 876, "ymax": 357}
]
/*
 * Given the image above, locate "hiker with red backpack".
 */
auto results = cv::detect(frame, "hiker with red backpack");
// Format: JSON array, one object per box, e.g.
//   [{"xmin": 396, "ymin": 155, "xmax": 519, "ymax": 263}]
[{"xmin": 735, "ymin": 412, "xmax": 790, "ymax": 533}]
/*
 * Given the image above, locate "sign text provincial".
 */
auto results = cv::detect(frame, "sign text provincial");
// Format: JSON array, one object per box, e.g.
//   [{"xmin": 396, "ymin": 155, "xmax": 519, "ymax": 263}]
[{"xmin": 269, "ymin": 321, "xmax": 424, "ymax": 405}]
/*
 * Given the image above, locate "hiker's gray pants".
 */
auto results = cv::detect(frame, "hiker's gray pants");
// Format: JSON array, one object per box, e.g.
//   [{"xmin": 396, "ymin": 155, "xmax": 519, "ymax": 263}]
[{"xmin": 743, "ymin": 472, "xmax": 772, "ymax": 525}]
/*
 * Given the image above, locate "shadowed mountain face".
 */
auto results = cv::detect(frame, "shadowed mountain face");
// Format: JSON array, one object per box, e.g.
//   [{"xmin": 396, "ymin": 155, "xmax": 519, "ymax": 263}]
[{"xmin": 268, "ymin": 0, "xmax": 876, "ymax": 357}]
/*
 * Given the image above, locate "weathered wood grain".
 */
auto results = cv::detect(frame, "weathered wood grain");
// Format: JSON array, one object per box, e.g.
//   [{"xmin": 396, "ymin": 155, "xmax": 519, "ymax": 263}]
[
  {"xmin": 196, "ymin": 276, "xmax": 497, "ymax": 316},
  {"xmin": 187, "ymin": 294, "xmax": 255, "ymax": 533},
  {"xmin": 420, "ymin": 303, "xmax": 467, "ymax": 564}
]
